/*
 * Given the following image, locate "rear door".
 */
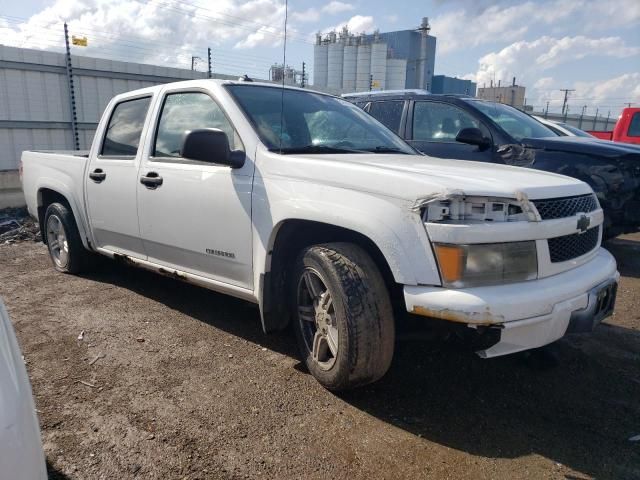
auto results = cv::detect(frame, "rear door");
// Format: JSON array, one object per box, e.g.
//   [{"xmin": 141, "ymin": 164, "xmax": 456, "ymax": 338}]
[
  {"xmin": 85, "ymin": 95, "xmax": 153, "ymax": 258},
  {"xmin": 366, "ymin": 100, "xmax": 407, "ymax": 136},
  {"xmin": 408, "ymin": 100, "xmax": 494, "ymax": 161},
  {"xmin": 136, "ymin": 88, "xmax": 254, "ymax": 289}
]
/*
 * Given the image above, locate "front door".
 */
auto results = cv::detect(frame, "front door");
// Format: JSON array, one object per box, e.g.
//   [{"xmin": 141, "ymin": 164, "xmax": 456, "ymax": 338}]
[
  {"xmin": 408, "ymin": 101, "xmax": 494, "ymax": 161},
  {"xmin": 136, "ymin": 89, "xmax": 254, "ymax": 289},
  {"xmin": 85, "ymin": 95, "xmax": 153, "ymax": 258}
]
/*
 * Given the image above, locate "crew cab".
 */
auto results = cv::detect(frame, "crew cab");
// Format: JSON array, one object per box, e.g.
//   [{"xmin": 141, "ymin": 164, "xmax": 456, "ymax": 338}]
[
  {"xmin": 21, "ymin": 80, "xmax": 619, "ymax": 390},
  {"xmin": 344, "ymin": 91, "xmax": 640, "ymax": 237},
  {"xmin": 588, "ymin": 107, "xmax": 640, "ymax": 145}
]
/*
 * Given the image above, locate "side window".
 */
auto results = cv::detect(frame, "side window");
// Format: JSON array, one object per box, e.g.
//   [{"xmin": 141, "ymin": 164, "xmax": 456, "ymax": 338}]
[
  {"xmin": 628, "ymin": 112, "xmax": 640, "ymax": 137},
  {"xmin": 413, "ymin": 102, "xmax": 480, "ymax": 142},
  {"xmin": 368, "ymin": 101, "xmax": 404, "ymax": 133},
  {"xmin": 101, "ymin": 97, "xmax": 151, "ymax": 156},
  {"xmin": 153, "ymin": 92, "xmax": 243, "ymax": 158}
]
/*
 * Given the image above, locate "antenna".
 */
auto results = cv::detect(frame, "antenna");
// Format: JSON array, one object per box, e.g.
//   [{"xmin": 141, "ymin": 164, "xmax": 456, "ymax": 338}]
[{"xmin": 278, "ymin": 0, "xmax": 288, "ymax": 153}]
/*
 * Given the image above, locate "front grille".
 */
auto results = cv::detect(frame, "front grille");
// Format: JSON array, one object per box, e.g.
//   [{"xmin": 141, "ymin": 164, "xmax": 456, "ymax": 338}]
[
  {"xmin": 533, "ymin": 194, "xmax": 598, "ymax": 220},
  {"xmin": 548, "ymin": 226, "xmax": 600, "ymax": 263}
]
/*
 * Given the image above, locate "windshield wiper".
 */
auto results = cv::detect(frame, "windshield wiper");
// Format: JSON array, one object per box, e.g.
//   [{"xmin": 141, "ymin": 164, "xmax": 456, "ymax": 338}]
[
  {"xmin": 359, "ymin": 146, "xmax": 412, "ymax": 154},
  {"xmin": 275, "ymin": 145, "xmax": 366, "ymax": 154}
]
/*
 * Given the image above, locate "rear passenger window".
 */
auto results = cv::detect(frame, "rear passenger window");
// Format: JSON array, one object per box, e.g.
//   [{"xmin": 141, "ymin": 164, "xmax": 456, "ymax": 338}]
[
  {"xmin": 153, "ymin": 92, "xmax": 243, "ymax": 158},
  {"xmin": 101, "ymin": 97, "xmax": 151, "ymax": 156},
  {"xmin": 368, "ymin": 101, "xmax": 404, "ymax": 133}
]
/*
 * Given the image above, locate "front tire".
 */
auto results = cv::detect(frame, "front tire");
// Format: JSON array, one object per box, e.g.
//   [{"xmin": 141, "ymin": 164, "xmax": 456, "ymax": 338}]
[
  {"xmin": 44, "ymin": 202, "xmax": 89, "ymax": 274},
  {"xmin": 291, "ymin": 243, "xmax": 395, "ymax": 391}
]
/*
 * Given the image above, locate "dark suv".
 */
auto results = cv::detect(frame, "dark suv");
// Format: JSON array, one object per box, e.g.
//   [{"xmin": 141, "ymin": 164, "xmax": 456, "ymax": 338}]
[{"xmin": 344, "ymin": 90, "xmax": 640, "ymax": 237}]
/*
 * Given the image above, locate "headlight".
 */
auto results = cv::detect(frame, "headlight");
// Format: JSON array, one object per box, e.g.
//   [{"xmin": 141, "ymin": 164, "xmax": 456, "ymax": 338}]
[{"xmin": 433, "ymin": 241, "xmax": 537, "ymax": 288}]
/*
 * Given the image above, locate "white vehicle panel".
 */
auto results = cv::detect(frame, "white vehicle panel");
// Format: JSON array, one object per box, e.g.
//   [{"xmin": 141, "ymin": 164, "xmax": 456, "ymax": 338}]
[{"xmin": 0, "ymin": 301, "xmax": 47, "ymax": 480}]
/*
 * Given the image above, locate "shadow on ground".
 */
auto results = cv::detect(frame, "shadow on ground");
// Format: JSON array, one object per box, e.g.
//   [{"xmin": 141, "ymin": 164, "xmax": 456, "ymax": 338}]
[
  {"xmin": 79, "ymin": 254, "xmax": 640, "ymax": 480},
  {"xmin": 47, "ymin": 460, "xmax": 71, "ymax": 479},
  {"xmin": 605, "ymin": 236, "xmax": 640, "ymax": 278}
]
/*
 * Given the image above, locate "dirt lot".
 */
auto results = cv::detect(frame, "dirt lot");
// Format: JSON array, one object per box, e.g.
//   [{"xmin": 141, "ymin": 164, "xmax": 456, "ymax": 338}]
[{"xmin": 1, "ymin": 235, "xmax": 639, "ymax": 480}]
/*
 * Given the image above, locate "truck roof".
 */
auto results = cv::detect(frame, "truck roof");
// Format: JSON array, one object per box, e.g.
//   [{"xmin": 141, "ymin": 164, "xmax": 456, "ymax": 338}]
[{"xmin": 111, "ymin": 78, "xmax": 336, "ymax": 101}]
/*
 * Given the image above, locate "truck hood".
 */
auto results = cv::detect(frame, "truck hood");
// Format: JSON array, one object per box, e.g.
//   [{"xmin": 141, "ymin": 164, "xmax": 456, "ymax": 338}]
[
  {"xmin": 263, "ymin": 152, "xmax": 592, "ymax": 202},
  {"xmin": 521, "ymin": 136, "xmax": 640, "ymax": 159}
]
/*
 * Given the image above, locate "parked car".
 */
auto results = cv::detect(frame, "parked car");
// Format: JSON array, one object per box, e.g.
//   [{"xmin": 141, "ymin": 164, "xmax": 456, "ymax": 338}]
[
  {"xmin": 344, "ymin": 90, "xmax": 640, "ymax": 237},
  {"xmin": 0, "ymin": 300, "xmax": 47, "ymax": 480},
  {"xmin": 532, "ymin": 116, "xmax": 595, "ymax": 138},
  {"xmin": 22, "ymin": 80, "xmax": 619, "ymax": 390},
  {"xmin": 587, "ymin": 107, "xmax": 640, "ymax": 145}
]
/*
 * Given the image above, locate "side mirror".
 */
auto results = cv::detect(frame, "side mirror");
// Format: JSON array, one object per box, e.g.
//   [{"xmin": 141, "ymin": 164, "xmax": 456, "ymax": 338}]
[
  {"xmin": 181, "ymin": 128, "xmax": 245, "ymax": 168},
  {"xmin": 456, "ymin": 127, "xmax": 491, "ymax": 150}
]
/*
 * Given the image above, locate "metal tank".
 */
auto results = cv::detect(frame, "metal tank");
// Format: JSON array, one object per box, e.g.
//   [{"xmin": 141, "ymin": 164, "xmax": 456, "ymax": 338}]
[
  {"xmin": 355, "ymin": 42, "xmax": 372, "ymax": 91},
  {"xmin": 313, "ymin": 35, "xmax": 328, "ymax": 88},
  {"xmin": 385, "ymin": 59, "xmax": 407, "ymax": 90},
  {"xmin": 327, "ymin": 38, "xmax": 344, "ymax": 90},
  {"xmin": 370, "ymin": 41, "xmax": 387, "ymax": 90},
  {"xmin": 342, "ymin": 41, "xmax": 357, "ymax": 92}
]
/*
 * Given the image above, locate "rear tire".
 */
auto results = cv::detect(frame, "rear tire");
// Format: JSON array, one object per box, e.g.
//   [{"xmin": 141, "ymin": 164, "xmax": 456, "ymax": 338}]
[
  {"xmin": 291, "ymin": 242, "xmax": 395, "ymax": 391},
  {"xmin": 44, "ymin": 202, "xmax": 90, "ymax": 274}
]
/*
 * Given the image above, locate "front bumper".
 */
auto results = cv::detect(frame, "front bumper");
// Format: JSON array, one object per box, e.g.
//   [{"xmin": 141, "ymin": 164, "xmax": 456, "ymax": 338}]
[{"xmin": 404, "ymin": 248, "xmax": 619, "ymax": 357}]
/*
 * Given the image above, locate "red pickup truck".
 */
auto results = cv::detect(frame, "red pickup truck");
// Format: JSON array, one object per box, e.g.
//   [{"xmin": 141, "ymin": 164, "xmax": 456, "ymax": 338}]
[{"xmin": 588, "ymin": 107, "xmax": 640, "ymax": 145}]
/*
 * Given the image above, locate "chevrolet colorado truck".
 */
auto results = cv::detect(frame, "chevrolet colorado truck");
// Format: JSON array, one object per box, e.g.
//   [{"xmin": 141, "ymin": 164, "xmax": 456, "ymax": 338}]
[{"xmin": 21, "ymin": 80, "xmax": 619, "ymax": 390}]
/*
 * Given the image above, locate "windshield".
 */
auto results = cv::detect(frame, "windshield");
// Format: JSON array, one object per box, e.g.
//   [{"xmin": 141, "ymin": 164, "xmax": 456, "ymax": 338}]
[
  {"xmin": 226, "ymin": 85, "xmax": 416, "ymax": 154},
  {"xmin": 558, "ymin": 123, "xmax": 595, "ymax": 137},
  {"xmin": 467, "ymin": 100, "xmax": 557, "ymax": 141}
]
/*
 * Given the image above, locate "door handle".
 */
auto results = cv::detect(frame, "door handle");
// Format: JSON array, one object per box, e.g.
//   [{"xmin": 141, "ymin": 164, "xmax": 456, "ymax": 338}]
[
  {"xmin": 89, "ymin": 168, "xmax": 106, "ymax": 183},
  {"xmin": 140, "ymin": 172, "xmax": 163, "ymax": 189}
]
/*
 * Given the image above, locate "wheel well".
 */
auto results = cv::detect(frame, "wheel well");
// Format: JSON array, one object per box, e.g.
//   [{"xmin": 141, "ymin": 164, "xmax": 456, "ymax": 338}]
[
  {"xmin": 37, "ymin": 189, "xmax": 71, "ymax": 244},
  {"xmin": 261, "ymin": 219, "xmax": 404, "ymax": 333}
]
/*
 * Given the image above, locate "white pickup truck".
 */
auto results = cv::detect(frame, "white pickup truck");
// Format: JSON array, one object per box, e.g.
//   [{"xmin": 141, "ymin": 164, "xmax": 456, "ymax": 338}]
[{"xmin": 21, "ymin": 80, "xmax": 618, "ymax": 390}]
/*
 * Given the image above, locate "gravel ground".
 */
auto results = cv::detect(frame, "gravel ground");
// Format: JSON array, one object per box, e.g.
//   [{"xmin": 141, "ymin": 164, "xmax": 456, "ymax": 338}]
[{"xmin": 1, "ymin": 235, "xmax": 639, "ymax": 480}]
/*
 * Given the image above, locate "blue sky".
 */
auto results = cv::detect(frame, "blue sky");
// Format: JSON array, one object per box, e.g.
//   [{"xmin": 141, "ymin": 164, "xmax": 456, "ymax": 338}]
[{"xmin": 1, "ymin": 0, "xmax": 638, "ymax": 115}]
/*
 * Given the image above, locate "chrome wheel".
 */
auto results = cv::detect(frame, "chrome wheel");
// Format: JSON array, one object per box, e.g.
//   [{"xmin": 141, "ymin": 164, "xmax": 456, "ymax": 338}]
[
  {"xmin": 297, "ymin": 268, "xmax": 339, "ymax": 370},
  {"xmin": 46, "ymin": 215, "xmax": 69, "ymax": 268}
]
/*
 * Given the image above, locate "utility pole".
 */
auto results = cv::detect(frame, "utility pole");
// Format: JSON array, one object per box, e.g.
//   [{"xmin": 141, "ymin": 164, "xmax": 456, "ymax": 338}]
[
  {"xmin": 579, "ymin": 105, "xmax": 587, "ymax": 129},
  {"xmin": 63, "ymin": 23, "xmax": 80, "ymax": 151},
  {"xmin": 560, "ymin": 88, "xmax": 575, "ymax": 116},
  {"xmin": 301, "ymin": 62, "xmax": 306, "ymax": 88},
  {"xmin": 604, "ymin": 111, "xmax": 611, "ymax": 130},
  {"xmin": 564, "ymin": 104, "xmax": 569, "ymax": 122},
  {"xmin": 592, "ymin": 107, "xmax": 599, "ymax": 129},
  {"xmin": 207, "ymin": 48, "xmax": 212, "ymax": 78},
  {"xmin": 369, "ymin": 74, "xmax": 373, "ymax": 91},
  {"xmin": 544, "ymin": 101, "xmax": 549, "ymax": 118},
  {"xmin": 191, "ymin": 56, "xmax": 202, "ymax": 71}
]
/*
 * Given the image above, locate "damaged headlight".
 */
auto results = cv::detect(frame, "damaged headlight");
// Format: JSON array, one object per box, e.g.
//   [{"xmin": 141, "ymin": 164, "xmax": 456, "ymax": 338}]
[
  {"xmin": 433, "ymin": 241, "xmax": 537, "ymax": 288},
  {"xmin": 421, "ymin": 194, "xmax": 538, "ymax": 223}
]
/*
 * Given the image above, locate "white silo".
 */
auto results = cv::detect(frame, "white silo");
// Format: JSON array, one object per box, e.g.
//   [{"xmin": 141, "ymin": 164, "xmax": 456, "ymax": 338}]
[
  {"xmin": 370, "ymin": 41, "xmax": 387, "ymax": 90},
  {"xmin": 327, "ymin": 35, "xmax": 344, "ymax": 89},
  {"xmin": 355, "ymin": 42, "xmax": 372, "ymax": 91},
  {"xmin": 385, "ymin": 58, "xmax": 407, "ymax": 90},
  {"xmin": 342, "ymin": 41, "xmax": 357, "ymax": 92},
  {"xmin": 313, "ymin": 34, "xmax": 328, "ymax": 88}
]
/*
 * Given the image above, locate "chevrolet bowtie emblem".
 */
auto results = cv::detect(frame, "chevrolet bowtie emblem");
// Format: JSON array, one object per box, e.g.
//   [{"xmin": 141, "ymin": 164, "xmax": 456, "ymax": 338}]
[{"xmin": 577, "ymin": 214, "xmax": 590, "ymax": 233}]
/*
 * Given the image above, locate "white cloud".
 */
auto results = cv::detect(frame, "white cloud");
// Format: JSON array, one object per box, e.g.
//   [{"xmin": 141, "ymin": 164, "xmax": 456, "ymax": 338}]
[
  {"xmin": 0, "ymin": 0, "xmax": 289, "ymax": 68},
  {"xmin": 431, "ymin": 0, "xmax": 579, "ymax": 54},
  {"xmin": 574, "ymin": 73, "xmax": 640, "ymax": 108},
  {"xmin": 291, "ymin": 7, "xmax": 320, "ymax": 23},
  {"xmin": 474, "ymin": 35, "xmax": 640, "ymax": 88},
  {"xmin": 321, "ymin": 15, "xmax": 375, "ymax": 35},
  {"xmin": 321, "ymin": 1, "xmax": 356, "ymax": 15}
]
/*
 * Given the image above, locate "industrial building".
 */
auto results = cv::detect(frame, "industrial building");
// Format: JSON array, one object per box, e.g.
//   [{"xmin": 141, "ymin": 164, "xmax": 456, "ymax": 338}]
[
  {"xmin": 431, "ymin": 75, "xmax": 476, "ymax": 96},
  {"xmin": 477, "ymin": 80, "xmax": 526, "ymax": 109},
  {"xmin": 313, "ymin": 18, "xmax": 436, "ymax": 93}
]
